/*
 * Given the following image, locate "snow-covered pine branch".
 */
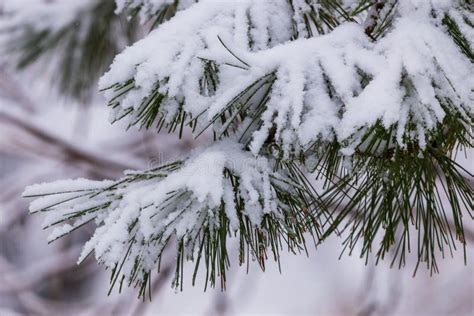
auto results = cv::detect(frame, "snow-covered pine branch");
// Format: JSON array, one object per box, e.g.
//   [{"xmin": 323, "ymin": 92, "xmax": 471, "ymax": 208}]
[
  {"xmin": 101, "ymin": 0, "xmax": 473, "ymax": 154},
  {"xmin": 24, "ymin": 141, "xmax": 319, "ymax": 292},
  {"xmin": 22, "ymin": 0, "xmax": 473, "ymax": 295}
]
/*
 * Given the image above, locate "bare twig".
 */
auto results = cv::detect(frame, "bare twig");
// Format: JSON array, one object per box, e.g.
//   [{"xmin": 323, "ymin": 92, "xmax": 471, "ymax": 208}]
[{"xmin": 0, "ymin": 110, "xmax": 137, "ymax": 174}]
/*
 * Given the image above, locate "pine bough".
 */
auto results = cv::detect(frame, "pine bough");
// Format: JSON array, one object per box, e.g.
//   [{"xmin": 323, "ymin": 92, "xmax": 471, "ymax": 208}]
[
  {"xmin": 0, "ymin": 0, "xmax": 137, "ymax": 100},
  {"xmin": 21, "ymin": 0, "xmax": 473, "ymax": 296}
]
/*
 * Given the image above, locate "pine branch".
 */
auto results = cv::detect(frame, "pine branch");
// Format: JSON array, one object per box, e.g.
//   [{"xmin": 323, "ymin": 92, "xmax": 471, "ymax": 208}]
[
  {"xmin": 443, "ymin": 12, "xmax": 474, "ymax": 62},
  {"xmin": 24, "ymin": 143, "xmax": 322, "ymax": 296},
  {"xmin": 0, "ymin": 1, "xmax": 137, "ymax": 101},
  {"xmin": 316, "ymin": 115, "xmax": 473, "ymax": 273}
]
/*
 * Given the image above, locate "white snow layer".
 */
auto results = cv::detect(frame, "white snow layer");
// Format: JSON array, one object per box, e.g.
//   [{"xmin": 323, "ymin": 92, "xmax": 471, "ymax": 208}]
[{"xmin": 100, "ymin": 0, "xmax": 474, "ymax": 155}]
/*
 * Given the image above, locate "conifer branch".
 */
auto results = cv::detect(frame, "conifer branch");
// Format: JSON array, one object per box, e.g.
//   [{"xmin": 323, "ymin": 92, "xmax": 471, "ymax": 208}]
[{"xmin": 18, "ymin": 0, "xmax": 474, "ymax": 294}]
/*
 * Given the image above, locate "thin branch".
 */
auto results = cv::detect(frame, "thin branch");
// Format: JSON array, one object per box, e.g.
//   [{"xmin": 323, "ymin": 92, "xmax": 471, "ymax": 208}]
[{"xmin": 0, "ymin": 110, "xmax": 136, "ymax": 174}]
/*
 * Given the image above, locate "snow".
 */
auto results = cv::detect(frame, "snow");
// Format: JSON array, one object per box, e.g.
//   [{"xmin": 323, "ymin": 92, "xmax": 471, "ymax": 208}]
[
  {"xmin": 340, "ymin": 14, "xmax": 474, "ymax": 150},
  {"xmin": 449, "ymin": 8, "xmax": 474, "ymax": 49},
  {"xmin": 24, "ymin": 179, "xmax": 114, "ymax": 197}
]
